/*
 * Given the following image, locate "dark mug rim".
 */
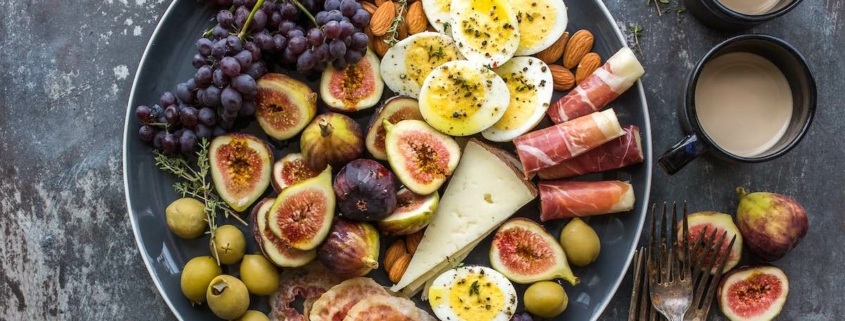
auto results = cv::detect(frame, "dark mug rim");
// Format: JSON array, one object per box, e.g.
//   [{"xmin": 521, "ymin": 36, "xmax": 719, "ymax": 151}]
[
  {"xmin": 684, "ymin": 34, "xmax": 816, "ymax": 163},
  {"xmin": 708, "ymin": 0, "xmax": 805, "ymax": 22}
]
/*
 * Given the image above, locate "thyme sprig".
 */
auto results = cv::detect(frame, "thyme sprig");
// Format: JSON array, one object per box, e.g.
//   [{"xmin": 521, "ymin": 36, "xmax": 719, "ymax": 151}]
[
  {"xmin": 629, "ymin": 25, "xmax": 643, "ymax": 55},
  {"xmin": 384, "ymin": 0, "xmax": 409, "ymax": 46}
]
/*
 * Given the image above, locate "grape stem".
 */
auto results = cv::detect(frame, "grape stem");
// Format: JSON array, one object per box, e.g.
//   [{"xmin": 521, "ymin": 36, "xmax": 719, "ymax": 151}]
[
  {"xmin": 238, "ymin": 0, "xmax": 267, "ymax": 41},
  {"xmin": 291, "ymin": 0, "xmax": 318, "ymax": 27}
]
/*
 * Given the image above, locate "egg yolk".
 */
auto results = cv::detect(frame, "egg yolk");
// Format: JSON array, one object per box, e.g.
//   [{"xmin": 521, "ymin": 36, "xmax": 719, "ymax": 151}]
[
  {"xmin": 492, "ymin": 71, "xmax": 540, "ymax": 130},
  {"xmin": 434, "ymin": 0, "xmax": 451, "ymax": 20},
  {"xmin": 404, "ymin": 39, "xmax": 459, "ymax": 86},
  {"xmin": 424, "ymin": 65, "xmax": 490, "ymax": 121},
  {"xmin": 458, "ymin": 0, "xmax": 517, "ymax": 57},
  {"xmin": 513, "ymin": 0, "xmax": 557, "ymax": 49},
  {"xmin": 441, "ymin": 274, "xmax": 506, "ymax": 321}
]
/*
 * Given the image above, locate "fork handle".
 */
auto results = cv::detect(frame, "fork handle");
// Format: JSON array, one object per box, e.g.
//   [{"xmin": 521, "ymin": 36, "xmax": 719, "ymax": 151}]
[{"xmin": 668, "ymin": 315, "xmax": 684, "ymax": 321}]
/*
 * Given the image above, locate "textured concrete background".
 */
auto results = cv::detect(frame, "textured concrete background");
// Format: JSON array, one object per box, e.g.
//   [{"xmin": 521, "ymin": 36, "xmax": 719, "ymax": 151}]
[{"xmin": 0, "ymin": 0, "xmax": 842, "ymax": 320}]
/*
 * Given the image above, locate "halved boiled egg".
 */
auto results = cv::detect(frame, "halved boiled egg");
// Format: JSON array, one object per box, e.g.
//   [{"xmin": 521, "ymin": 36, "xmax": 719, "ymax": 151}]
[
  {"xmin": 428, "ymin": 266, "xmax": 518, "ymax": 321},
  {"xmin": 422, "ymin": 0, "xmax": 453, "ymax": 33},
  {"xmin": 511, "ymin": 0, "xmax": 568, "ymax": 55},
  {"xmin": 482, "ymin": 57, "xmax": 553, "ymax": 142},
  {"xmin": 419, "ymin": 60, "xmax": 509, "ymax": 136},
  {"xmin": 450, "ymin": 0, "xmax": 520, "ymax": 67},
  {"xmin": 380, "ymin": 32, "xmax": 462, "ymax": 99}
]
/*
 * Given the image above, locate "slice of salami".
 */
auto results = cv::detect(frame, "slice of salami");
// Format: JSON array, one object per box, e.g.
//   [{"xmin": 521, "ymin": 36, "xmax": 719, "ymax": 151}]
[
  {"xmin": 309, "ymin": 277, "xmax": 390, "ymax": 321},
  {"xmin": 343, "ymin": 295, "xmax": 437, "ymax": 321},
  {"xmin": 537, "ymin": 125, "xmax": 643, "ymax": 179},
  {"xmin": 539, "ymin": 180, "xmax": 635, "ymax": 221},
  {"xmin": 270, "ymin": 262, "xmax": 344, "ymax": 321}
]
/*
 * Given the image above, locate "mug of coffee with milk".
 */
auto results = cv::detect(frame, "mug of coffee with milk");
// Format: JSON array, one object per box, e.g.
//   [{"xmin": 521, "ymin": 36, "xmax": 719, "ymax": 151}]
[
  {"xmin": 658, "ymin": 35, "xmax": 816, "ymax": 175},
  {"xmin": 685, "ymin": 0, "xmax": 805, "ymax": 30}
]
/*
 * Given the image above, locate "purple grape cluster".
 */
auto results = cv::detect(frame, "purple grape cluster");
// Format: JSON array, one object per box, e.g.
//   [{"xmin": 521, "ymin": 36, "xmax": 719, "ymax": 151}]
[{"xmin": 135, "ymin": 93, "xmax": 225, "ymax": 155}]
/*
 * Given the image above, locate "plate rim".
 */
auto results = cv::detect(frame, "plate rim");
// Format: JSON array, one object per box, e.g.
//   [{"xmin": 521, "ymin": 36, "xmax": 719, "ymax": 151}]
[{"xmin": 121, "ymin": 0, "xmax": 652, "ymax": 320}]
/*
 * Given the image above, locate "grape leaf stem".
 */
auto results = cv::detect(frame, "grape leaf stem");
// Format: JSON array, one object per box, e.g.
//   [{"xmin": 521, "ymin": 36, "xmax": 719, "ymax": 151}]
[
  {"xmin": 291, "ymin": 0, "xmax": 318, "ymax": 27},
  {"xmin": 238, "ymin": 0, "xmax": 267, "ymax": 41}
]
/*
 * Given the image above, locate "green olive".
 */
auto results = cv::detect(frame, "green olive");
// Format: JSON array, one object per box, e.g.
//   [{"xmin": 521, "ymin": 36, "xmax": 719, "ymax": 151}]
[
  {"xmin": 240, "ymin": 254, "xmax": 280, "ymax": 295},
  {"xmin": 559, "ymin": 218, "xmax": 601, "ymax": 267},
  {"xmin": 206, "ymin": 275, "xmax": 250, "ymax": 320},
  {"xmin": 211, "ymin": 225, "xmax": 246, "ymax": 265},
  {"xmin": 165, "ymin": 198, "xmax": 207, "ymax": 239},
  {"xmin": 524, "ymin": 281, "xmax": 568, "ymax": 318},
  {"xmin": 235, "ymin": 310, "xmax": 270, "ymax": 321},
  {"xmin": 180, "ymin": 256, "xmax": 222, "ymax": 304}
]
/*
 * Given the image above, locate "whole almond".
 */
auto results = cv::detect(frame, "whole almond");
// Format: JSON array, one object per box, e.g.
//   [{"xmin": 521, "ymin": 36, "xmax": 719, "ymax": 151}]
[
  {"xmin": 406, "ymin": 2, "xmax": 427, "ymax": 35},
  {"xmin": 535, "ymin": 32, "xmax": 569, "ymax": 64},
  {"xmin": 375, "ymin": 0, "xmax": 387, "ymax": 6},
  {"xmin": 563, "ymin": 30, "xmax": 595, "ymax": 69},
  {"xmin": 372, "ymin": 34, "xmax": 391, "ymax": 57},
  {"xmin": 362, "ymin": 1, "xmax": 378, "ymax": 15},
  {"xmin": 389, "ymin": 253, "xmax": 412, "ymax": 283},
  {"xmin": 550, "ymin": 64, "xmax": 576, "ymax": 91},
  {"xmin": 576, "ymin": 53, "xmax": 602, "ymax": 84},
  {"xmin": 405, "ymin": 231, "xmax": 423, "ymax": 254},
  {"xmin": 398, "ymin": 20, "xmax": 409, "ymax": 40},
  {"xmin": 370, "ymin": 1, "xmax": 396, "ymax": 36},
  {"xmin": 384, "ymin": 239, "xmax": 407, "ymax": 272}
]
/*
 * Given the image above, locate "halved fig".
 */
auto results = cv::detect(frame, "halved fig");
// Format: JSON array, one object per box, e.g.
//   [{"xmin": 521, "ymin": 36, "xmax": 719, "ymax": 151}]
[
  {"xmin": 384, "ymin": 120, "xmax": 461, "ymax": 195},
  {"xmin": 489, "ymin": 218, "xmax": 579, "ymax": 285},
  {"xmin": 255, "ymin": 73, "xmax": 318, "ymax": 140},
  {"xmin": 334, "ymin": 159, "xmax": 397, "ymax": 221},
  {"xmin": 365, "ymin": 96, "xmax": 424, "ymax": 160},
  {"xmin": 268, "ymin": 166, "xmax": 335, "ymax": 251},
  {"xmin": 678, "ymin": 211, "xmax": 743, "ymax": 274},
  {"xmin": 300, "ymin": 113, "xmax": 364, "ymax": 171},
  {"xmin": 250, "ymin": 198, "xmax": 316, "ymax": 267},
  {"xmin": 320, "ymin": 49, "xmax": 384, "ymax": 113},
  {"xmin": 378, "ymin": 188, "xmax": 438, "ymax": 235},
  {"xmin": 209, "ymin": 133, "xmax": 273, "ymax": 212},
  {"xmin": 271, "ymin": 153, "xmax": 320, "ymax": 193},
  {"xmin": 718, "ymin": 265, "xmax": 789, "ymax": 321}
]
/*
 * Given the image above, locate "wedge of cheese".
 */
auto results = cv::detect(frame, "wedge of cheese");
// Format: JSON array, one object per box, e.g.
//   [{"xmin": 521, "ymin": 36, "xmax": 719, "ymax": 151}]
[{"xmin": 390, "ymin": 139, "xmax": 538, "ymax": 293}]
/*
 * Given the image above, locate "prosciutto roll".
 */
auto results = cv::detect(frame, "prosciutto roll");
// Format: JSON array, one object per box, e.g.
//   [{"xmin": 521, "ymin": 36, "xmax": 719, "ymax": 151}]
[
  {"xmin": 514, "ymin": 109, "xmax": 625, "ymax": 175},
  {"xmin": 539, "ymin": 180, "xmax": 635, "ymax": 221},
  {"xmin": 537, "ymin": 125, "xmax": 644, "ymax": 179},
  {"xmin": 547, "ymin": 47, "xmax": 645, "ymax": 124}
]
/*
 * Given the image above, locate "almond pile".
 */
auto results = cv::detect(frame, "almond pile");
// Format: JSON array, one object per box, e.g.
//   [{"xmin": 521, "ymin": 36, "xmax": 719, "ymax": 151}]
[
  {"xmin": 383, "ymin": 230, "xmax": 424, "ymax": 283},
  {"xmin": 535, "ymin": 29, "xmax": 603, "ymax": 91},
  {"xmin": 363, "ymin": 0, "xmax": 432, "ymax": 57}
]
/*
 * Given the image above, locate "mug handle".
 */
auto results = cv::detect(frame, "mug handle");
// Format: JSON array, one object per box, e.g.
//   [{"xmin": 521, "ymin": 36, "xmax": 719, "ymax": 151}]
[{"xmin": 658, "ymin": 134, "xmax": 709, "ymax": 174}]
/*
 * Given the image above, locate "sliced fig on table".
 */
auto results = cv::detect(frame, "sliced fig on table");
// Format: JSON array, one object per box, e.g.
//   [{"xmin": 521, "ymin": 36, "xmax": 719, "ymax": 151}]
[
  {"xmin": 365, "ymin": 96, "xmax": 424, "ymax": 160},
  {"xmin": 255, "ymin": 73, "xmax": 318, "ymax": 140},
  {"xmin": 677, "ymin": 211, "xmax": 743, "ymax": 274},
  {"xmin": 489, "ymin": 218, "xmax": 579, "ymax": 285},
  {"xmin": 317, "ymin": 218, "xmax": 381, "ymax": 278},
  {"xmin": 334, "ymin": 159, "xmax": 398, "ymax": 221},
  {"xmin": 250, "ymin": 198, "xmax": 316, "ymax": 268},
  {"xmin": 209, "ymin": 133, "xmax": 273, "ymax": 212},
  {"xmin": 718, "ymin": 265, "xmax": 789, "ymax": 321},
  {"xmin": 320, "ymin": 49, "xmax": 385, "ymax": 113},
  {"xmin": 271, "ymin": 153, "xmax": 320, "ymax": 193},
  {"xmin": 384, "ymin": 120, "xmax": 461, "ymax": 195},
  {"xmin": 268, "ymin": 166, "xmax": 335, "ymax": 251},
  {"xmin": 378, "ymin": 188, "xmax": 438, "ymax": 236},
  {"xmin": 300, "ymin": 113, "xmax": 364, "ymax": 171}
]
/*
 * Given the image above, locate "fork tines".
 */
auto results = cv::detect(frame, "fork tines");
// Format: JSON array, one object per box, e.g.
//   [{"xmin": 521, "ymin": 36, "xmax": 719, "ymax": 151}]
[
  {"xmin": 647, "ymin": 202, "xmax": 693, "ymax": 321},
  {"xmin": 686, "ymin": 226, "xmax": 738, "ymax": 321},
  {"xmin": 628, "ymin": 248, "xmax": 659, "ymax": 321}
]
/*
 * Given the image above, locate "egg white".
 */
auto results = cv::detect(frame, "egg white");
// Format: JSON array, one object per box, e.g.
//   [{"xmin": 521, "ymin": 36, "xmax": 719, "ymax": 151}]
[
  {"xmin": 428, "ymin": 266, "xmax": 517, "ymax": 321},
  {"xmin": 482, "ymin": 57, "xmax": 553, "ymax": 142},
  {"xmin": 422, "ymin": 0, "xmax": 453, "ymax": 34},
  {"xmin": 380, "ymin": 32, "xmax": 462, "ymax": 99},
  {"xmin": 449, "ymin": 0, "xmax": 520, "ymax": 67},
  {"xmin": 511, "ymin": 0, "xmax": 568, "ymax": 55},
  {"xmin": 418, "ymin": 60, "xmax": 510, "ymax": 136}
]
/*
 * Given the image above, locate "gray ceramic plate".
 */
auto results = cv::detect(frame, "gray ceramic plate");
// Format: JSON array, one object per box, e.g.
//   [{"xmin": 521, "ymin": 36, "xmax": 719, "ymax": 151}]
[{"xmin": 123, "ymin": 0, "xmax": 652, "ymax": 320}]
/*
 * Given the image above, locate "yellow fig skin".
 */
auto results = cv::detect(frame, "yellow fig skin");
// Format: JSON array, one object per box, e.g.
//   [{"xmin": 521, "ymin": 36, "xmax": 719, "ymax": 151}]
[
  {"xmin": 736, "ymin": 187, "xmax": 808, "ymax": 262},
  {"xmin": 300, "ymin": 113, "xmax": 364, "ymax": 171}
]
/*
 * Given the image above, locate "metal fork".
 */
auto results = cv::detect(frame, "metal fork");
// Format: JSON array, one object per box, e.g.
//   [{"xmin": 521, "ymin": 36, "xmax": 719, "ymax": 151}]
[
  {"xmin": 685, "ymin": 227, "xmax": 737, "ymax": 321},
  {"xmin": 628, "ymin": 248, "xmax": 660, "ymax": 321},
  {"xmin": 648, "ymin": 203, "xmax": 693, "ymax": 321}
]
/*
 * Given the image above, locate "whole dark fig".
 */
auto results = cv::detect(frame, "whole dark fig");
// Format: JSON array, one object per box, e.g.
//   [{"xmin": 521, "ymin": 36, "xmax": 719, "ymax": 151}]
[
  {"xmin": 736, "ymin": 187, "xmax": 808, "ymax": 261},
  {"xmin": 334, "ymin": 159, "xmax": 397, "ymax": 221},
  {"xmin": 317, "ymin": 218, "xmax": 380, "ymax": 278}
]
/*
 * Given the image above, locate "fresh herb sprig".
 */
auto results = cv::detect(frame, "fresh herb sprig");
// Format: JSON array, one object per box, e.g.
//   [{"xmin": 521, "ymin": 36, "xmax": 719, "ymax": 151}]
[
  {"xmin": 469, "ymin": 280, "xmax": 481, "ymax": 296},
  {"xmin": 384, "ymin": 0, "xmax": 409, "ymax": 46},
  {"xmin": 629, "ymin": 25, "xmax": 643, "ymax": 55}
]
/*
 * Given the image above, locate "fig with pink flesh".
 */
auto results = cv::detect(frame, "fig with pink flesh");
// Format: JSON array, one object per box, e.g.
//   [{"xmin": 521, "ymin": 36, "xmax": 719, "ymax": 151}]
[
  {"xmin": 271, "ymin": 153, "xmax": 320, "ymax": 193},
  {"xmin": 334, "ymin": 159, "xmax": 397, "ymax": 221},
  {"xmin": 718, "ymin": 265, "xmax": 789, "ymax": 321},
  {"xmin": 384, "ymin": 120, "xmax": 461, "ymax": 195},
  {"xmin": 489, "ymin": 218, "xmax": 578, "ymax": 285},
  {"xmin": 736, "ymin": 187, "xmax": 808, "ymax": 262},
  {"xmin": 300, "ymin": 113, "xmax": 364, "ymax": 171},
  {"xmin": 209, "ymin": 133, "xmax": 273, "ymax": 212},
  {"xmin": 268, "ymin": 166, "xmax": 335, "ymax": 251},
  {"xmin": 250, "ymin": 198, "xmax": 316, "ymax": 267},
  {"xmin": 365, "ymin": 96, "xmax": 424, "ymax": 160},
  {"xmin": 317, "ymin": 218, "xmax": 380, "ymax": 278},
  {"xmin": 255, "ymin": 73, "xmax": 318, "ymax": 140},
  {"xmin": 320, "ymin": 49, "xmax": 385, "ymax": 113},
  {"xmin": 378, "ymin": 188, "xmax": 438, "ymax": 235},
  {"xmin": 677, "ymin": 211, "xmax": 743, "ymax": 274}
]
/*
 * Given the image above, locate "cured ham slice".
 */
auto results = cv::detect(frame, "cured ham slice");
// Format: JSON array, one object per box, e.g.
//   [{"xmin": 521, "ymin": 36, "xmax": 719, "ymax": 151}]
[
  {"xmin": 310, "ymin": 278, "xmax": 389, "ymax": 321},
  {"xmin": 514, "ymin": 109, "xmax": 625, "ymax": 175},
  {"xmin": 547, "ymin": 47, "xmax": 645, "ymax": 123},
  {"xmin": 270, "ymin": 262, "xmax": 344, "ymax": 321},
  {"xmin": 539, "ymin": 180, "xmax": 635, "ymax": 221},
  {"xmin": 537, "ymin": 125, "xmax": 644, "ymax": 179},
  {"xmin": 343, "ymin": 295, "xmax": 437, "ymax": 321}
]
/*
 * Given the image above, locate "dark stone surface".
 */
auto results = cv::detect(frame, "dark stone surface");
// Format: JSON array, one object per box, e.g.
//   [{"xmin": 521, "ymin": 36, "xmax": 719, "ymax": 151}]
[{"xmin": 0, "ymin": 0, "xmax": 841, "ymax": 320}]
